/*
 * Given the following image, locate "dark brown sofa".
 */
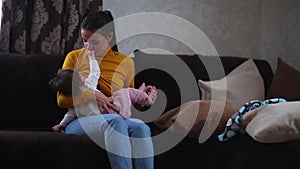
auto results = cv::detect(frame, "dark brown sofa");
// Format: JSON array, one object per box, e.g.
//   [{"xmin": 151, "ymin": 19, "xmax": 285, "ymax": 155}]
[{"xmin": 0, "ymin": 50, "xmax": 299, "ymax": 169}]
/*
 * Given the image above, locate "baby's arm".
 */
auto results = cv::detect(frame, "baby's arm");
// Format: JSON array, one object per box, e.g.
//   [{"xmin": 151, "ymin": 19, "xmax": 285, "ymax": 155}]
[
  {"xmin": 85, "ymin": 50, "xmax": 100, "ymax": 90},
  {"xmin": 52, "ymin": 108, "xmax": 76, "ymax": 132}
]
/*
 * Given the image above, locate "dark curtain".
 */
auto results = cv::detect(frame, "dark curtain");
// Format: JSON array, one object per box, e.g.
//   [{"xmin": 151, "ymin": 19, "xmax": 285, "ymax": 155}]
[{"xmin": 0, "ymin": 0, "xmax": 102, "ymax": 56}]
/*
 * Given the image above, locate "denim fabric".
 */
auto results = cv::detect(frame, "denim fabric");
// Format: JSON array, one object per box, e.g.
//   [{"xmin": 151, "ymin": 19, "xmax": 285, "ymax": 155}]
[{"xmin": 66, "ymin": 114, "xmax": 153, "ymax": 169}]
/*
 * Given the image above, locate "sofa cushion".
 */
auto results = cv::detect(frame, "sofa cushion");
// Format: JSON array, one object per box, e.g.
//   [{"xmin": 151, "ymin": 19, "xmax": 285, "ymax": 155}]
[
  {"xmin": 266, "ymin": 57, "xmax": 300, "ymax": 101},
  {"xmin": 153, "ymin": 100, "xmax": 237, "ymax": 140},
  {"xmin": 198, "ymin": 59, "xmax": 265, "ymax": 109},
  {"xmin": 243, "ymin": 101, "xmax": 300, "ymax": 143},
  {"xmin": 0, "ymin": 53, "xmax": 66, "ymax": 130},
  {"xmin": 0, "ymin": 130, "xmax": 110, "ymax": 168},
  {"xmin": 133, "ymin": 50, "xmax": 274, "ymax": 115}
]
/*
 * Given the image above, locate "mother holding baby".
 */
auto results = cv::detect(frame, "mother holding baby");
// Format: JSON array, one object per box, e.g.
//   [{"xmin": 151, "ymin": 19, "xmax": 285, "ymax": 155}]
[{"xmin": 56, "ymin": 10, "xmax": 157, "ymax": 169}]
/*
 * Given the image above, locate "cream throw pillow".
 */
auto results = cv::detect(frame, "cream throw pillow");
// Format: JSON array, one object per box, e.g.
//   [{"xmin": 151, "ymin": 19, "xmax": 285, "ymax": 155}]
[
  {"xmin": 243, "ymin": 101, "xmax": 300, "ymax": 143},
  {"xmin": 198, "ymin": 59, "xmax": 265, "ymax": 109},
  {"xmin": 153, "ymin": 100, "xmax": 237, "ymax": 141}
]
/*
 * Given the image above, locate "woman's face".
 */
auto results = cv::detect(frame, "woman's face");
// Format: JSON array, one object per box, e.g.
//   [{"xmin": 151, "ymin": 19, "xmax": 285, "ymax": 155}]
[{"xmin": 81, "ymin": 29, "xmax": 112, "ymax": 57}]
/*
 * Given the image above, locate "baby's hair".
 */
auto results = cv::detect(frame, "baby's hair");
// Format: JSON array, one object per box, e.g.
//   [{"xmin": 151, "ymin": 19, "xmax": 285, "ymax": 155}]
[{"xmin": 48, "ymin": 69, "xmax": 82, "ymax": 96}]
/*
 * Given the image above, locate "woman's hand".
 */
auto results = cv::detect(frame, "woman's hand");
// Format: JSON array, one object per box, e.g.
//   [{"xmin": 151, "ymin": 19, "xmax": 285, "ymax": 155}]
[{"xmin": 95, "ymin": 90, "xmax": 119, "ymax": 113}]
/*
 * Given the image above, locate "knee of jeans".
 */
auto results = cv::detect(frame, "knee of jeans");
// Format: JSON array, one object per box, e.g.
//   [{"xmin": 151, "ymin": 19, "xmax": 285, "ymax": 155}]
[
  {"xmin": 107, "ymin": 115, "xmax": 128, "ymax": 130},
  {"xmin": 131, "ymin": 123, "xmax": 151, "ymax": 138}
]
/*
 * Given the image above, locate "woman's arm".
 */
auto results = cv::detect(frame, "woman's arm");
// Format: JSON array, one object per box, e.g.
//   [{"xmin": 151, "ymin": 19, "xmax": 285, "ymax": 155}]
[
  {"xmin": 57, "ymin": 50, "xmax": 77, "ymax": 107},
  {"xmin": 57, "ymin": 49, "xmax": 95, "ymax": 108},
  {"xmin": 95, "ymin": 90, "xmax": 119, "ymax": 114}
]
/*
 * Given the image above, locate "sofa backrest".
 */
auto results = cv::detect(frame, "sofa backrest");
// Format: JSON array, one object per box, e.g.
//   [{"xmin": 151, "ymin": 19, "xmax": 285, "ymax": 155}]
[
  {"xmin": 0, "ymin": 53, "xmax": 66, "ymax": 130},
  {"xmin": 133, "ymin": 50, "xmax": 274, "ymax": 113},
  {"xmin": 0, "ymin": 50, "xmax": 274, "ymax": 130}
]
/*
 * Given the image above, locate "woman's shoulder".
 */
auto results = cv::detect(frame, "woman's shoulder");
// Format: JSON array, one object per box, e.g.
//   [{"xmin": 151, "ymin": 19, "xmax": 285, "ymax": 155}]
[
  {"xmin": 66, "ymin": 48, "xmax": 85, "ymax": 58},
  {"xmin": 65, "ymin": 48, "xmax": 86, "ymax": 62},
  {"xmin": 63, "ymin": 48, "xmax": 86, "ymax": 68},
  {"xmin": 109, "ymin": 50, "xmax": 134, "ymax": 63}
]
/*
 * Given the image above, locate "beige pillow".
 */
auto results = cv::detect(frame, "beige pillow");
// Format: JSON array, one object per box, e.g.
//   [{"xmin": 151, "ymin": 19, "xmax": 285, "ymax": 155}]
[
  {"xmin": 243, "ymin": 101, "xmax": 300, "ymax": 143},
  {"xmin": 198, "ymin": 59, "xmax": 265, "ymax": 109},
  {"xmin": 153, "ymin": 100, "xmax": 237, "ymax": 140}
]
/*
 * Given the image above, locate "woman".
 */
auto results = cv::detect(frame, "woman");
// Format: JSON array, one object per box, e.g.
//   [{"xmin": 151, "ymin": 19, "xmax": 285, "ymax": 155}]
[{"xmin": 57, "ymin": 10, "xmax": 156, "ymax": 169}]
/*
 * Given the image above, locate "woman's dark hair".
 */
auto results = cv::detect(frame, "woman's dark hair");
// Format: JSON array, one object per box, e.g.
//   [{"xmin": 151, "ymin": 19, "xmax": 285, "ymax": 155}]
[
  {"xmin": 48, "ymin": 69, "xmax": 82, "ymax": 96},
  {"xmin": 81, "ymin": 10, "xmax": 118, "ymax": 51}
]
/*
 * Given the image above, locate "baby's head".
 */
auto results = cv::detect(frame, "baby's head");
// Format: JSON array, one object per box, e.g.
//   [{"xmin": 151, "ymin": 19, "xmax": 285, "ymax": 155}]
[{"xmin": 49, "ymin": 69, "xmax": 83, "ymax": 96}]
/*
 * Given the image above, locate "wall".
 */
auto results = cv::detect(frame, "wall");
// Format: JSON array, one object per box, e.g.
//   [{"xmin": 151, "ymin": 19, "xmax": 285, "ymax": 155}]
[
  {"xmin": 104, "ymin": 0, "xmax": 300, "ymax": 72},
  {"xmin": 262, "ymin": 0, "xmax": 300, "ymax": 71}
]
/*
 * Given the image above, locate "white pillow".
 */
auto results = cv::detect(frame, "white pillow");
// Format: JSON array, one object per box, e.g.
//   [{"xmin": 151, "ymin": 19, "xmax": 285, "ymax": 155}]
[
  {"xmin": 198, "ymin": 59, "xmax": 264, "ymax": 109},
  {"xmin": 243, "ymin": 101, "xmax": 300, "ymax": 143}
]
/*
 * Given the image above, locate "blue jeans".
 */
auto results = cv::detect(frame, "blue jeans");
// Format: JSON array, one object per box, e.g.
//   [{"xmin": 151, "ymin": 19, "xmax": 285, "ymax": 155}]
[{"xmin": 65, "ymin": 114, "xmax": 154, "ymax": 169}]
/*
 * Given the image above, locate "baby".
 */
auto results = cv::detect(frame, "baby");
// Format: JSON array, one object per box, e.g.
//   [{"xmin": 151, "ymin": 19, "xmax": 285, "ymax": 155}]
[{"xmin": 49, "ymin": 50, "xmax": 156, "ymax": 132}]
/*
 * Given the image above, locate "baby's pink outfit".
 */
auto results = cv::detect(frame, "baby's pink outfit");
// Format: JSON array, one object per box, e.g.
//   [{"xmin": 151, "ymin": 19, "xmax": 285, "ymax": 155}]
[
  {"xmin": 108, "ymin": 88, "xmax": 152, "ymax": 118},
  {"xmin": 58, "ymin": 53, "xmax": 151, "ymax": 127}
]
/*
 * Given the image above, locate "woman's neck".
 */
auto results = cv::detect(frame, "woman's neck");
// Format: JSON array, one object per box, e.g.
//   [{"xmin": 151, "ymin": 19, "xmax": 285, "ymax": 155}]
[{"xmin": 96, "ymin": 48, "xmax": 111, "ymax": 60}]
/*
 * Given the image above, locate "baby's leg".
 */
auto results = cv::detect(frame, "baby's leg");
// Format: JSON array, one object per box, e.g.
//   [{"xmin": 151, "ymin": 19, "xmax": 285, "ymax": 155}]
[{"xmin": 129, "ymin": 88, "xmax": 152, "ymax": 106}]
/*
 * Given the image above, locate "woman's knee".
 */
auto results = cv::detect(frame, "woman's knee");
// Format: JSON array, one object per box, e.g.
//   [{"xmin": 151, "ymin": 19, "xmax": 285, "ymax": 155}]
[
  {"xmin": 106, "ymin": 115, "xmax": 124, "ymax": 124},
  {"xmin": 65, "ymin": 119, "xmax": 86, "ymax": 135},
  {"xmin": 105, "ymin": 115, "xmax": 128, "ymax": 131},
  {"xmin": 128, "ymin": 121, "xmax": 151, "ymax": 138}
]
